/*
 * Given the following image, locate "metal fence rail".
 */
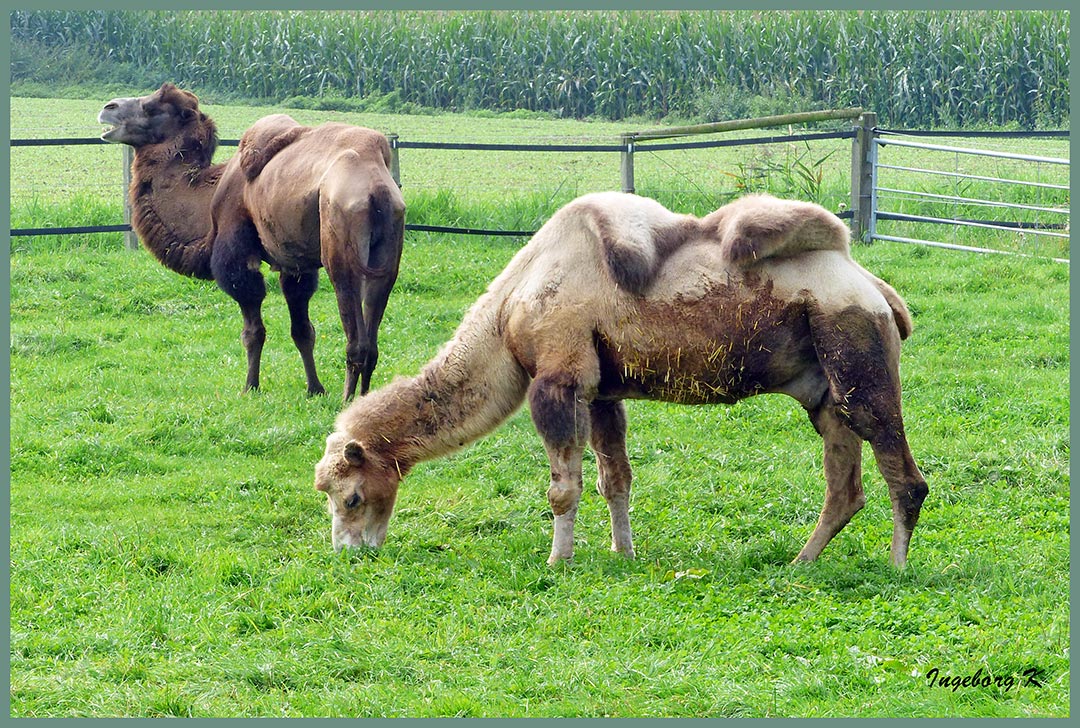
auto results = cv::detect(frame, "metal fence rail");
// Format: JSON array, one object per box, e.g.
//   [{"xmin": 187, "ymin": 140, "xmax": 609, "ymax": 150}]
[
  {"xmin": 10, "ymin": 120, "xmax": 1070, "ymax": 265},
  {"xmin": 869, "ymin": 134, "xmax": 1070, "ymax": 263},
  {"xmin": 9, "ymin": 122, "xmax": 859, "ymax": 241}
]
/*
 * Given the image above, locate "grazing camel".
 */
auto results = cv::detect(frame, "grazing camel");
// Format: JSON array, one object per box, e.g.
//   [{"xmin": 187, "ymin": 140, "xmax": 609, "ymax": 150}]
[
  {"xmin": 98, "ymin": 83, "xmax": 405, "ymax": 399},
  {"xmin": 315, "ymin": 192, "xmax": 928, "ymax": 567}
]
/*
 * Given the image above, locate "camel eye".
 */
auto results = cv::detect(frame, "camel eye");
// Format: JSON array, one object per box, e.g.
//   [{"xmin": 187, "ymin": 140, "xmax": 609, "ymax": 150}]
[{"xmin": 344, "ymin": 493, "xmax": 362, "ymax": 510}]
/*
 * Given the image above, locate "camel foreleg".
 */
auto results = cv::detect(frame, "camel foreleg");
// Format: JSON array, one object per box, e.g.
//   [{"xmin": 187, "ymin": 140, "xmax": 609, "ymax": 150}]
[
  {"xmin": 529, "ymin": 371, "xmax": 594, "ymax": 564},
  {"xmin": 280, "ymin": 270, "xmax": 325, "ymax": 396},
  {"xmin": 542, "ymin": 442, "xmax": 585, "ymax": 565},
  {"xmin": 211, "ymin": 217, "xmax": 267, "ymax": 393},
  {"xmin": 589, "ymin": 399, "xmax": 635, "ymax": 558}
]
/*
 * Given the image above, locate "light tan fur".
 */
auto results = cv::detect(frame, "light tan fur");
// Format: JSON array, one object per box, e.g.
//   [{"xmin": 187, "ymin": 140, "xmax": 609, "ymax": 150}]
[
  {"xmin": 316, "ymin": 192, "xmax": 927, "ymax": 567},
  {"xmin": 98, "ymin": 84, "xmax": 406, "ymax": 399}
]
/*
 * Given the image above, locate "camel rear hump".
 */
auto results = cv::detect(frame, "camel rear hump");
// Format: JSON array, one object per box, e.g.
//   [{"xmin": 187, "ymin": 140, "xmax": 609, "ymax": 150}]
[{"xmin": 709, "ymin": 194, "xmax": 851, "ymax": 266}]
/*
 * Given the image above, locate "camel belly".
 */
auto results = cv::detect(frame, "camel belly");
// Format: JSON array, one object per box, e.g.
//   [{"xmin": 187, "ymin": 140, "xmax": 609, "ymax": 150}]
[
  {"xmin": 594, "ymin": 279, "xmax": 817, "ymax": 405},
  {"xmin": 246, "ymin": 186, "xmax": 323, "ymax": 272}
]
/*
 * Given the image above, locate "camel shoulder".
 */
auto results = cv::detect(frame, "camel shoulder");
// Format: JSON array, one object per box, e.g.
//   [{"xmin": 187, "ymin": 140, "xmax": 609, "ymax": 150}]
[{"xmin": 237, "ymin": 115, "xmax": 311, "ymax": 181}]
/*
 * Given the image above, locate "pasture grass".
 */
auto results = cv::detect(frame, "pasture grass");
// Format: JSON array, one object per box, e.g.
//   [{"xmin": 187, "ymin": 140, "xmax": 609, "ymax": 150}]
[{"xmin": 8, "ymin": 221, "xmax": 1069, "ymax": 715}]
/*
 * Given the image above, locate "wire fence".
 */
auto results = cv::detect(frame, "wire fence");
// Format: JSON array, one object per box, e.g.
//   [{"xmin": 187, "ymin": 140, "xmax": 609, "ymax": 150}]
[
  {"xmin": 9, "ymin": 123, "xmax": 1068, "ymax": 264},
  {"xmin": 869, "ymin": 131, "xmax": 1070, "ymax": 263},
  {"xmin": 9, "ymin": 127, "xmax": 856, "ymax": 239}
]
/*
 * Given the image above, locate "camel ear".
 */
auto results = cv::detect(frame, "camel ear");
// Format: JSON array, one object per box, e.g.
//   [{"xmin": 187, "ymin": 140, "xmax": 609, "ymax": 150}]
[{"xmin": 343, "ymin": 440, "xmax": 366, "ymax": 467}]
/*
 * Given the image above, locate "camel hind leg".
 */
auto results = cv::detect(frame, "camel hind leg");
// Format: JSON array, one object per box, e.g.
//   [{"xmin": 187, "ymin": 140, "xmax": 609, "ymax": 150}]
[
  {"xmin": 320, "ymin": 173, "xmax": 375, "ymax": 399},
  {"xmin": 808, "ymin": 304, "xmax": 928, "ymax": 567},
  {"xmin": 356, "ymin": 186, "xmax": 404, "ymax": 395},
  {"xmin": 794, "ymin": 399, "xmax": 866, "ymax": 562}
]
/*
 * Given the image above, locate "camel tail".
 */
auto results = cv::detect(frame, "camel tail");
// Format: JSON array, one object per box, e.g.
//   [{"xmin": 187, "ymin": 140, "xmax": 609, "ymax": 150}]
[
  {"xmin": 870, "ymin": 274, "xmax": 914, "ymax": 340},
  {"xmin": 361, "ymin": 185, "xmax": 403, "ymax": 279}
]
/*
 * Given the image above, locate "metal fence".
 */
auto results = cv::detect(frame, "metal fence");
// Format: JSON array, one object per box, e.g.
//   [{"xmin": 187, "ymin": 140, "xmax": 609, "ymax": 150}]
[
  {"xmin": 10, "ymin": 113, "xmax": 1069, "ymax": 264},
  {"xmin": 866, "ymin": 130, "xmax": 1070, "ymax": 263},
  {"xmin": 10, "ymin": 109, "xmax": 861, "ymax": 246}
]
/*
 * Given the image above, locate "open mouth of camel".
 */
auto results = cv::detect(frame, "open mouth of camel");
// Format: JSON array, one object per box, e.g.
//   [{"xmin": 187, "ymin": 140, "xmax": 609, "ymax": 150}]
[
  {"xmin": 97, "ymin": 109, "xmax": 122, "ymax": 140},
  {"xmin": 98, "ymin": 121, "xmax": 120, "ymax": 140}
]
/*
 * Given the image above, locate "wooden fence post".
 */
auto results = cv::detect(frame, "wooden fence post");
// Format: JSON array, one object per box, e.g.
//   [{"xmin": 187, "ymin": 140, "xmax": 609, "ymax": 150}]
[
  {"xmin": 387, "ymin": 133, "xmax": 401, "ymax": 188},
  {"xmin": 620, "ymin": 133, "xmax": 635, "ymax": 193},
  {"xmin": 850, "ymin": 111, "xmax": 878, "ymax": 244},
  {"xmin": 122, "ymin": 146, "xmax": 139, "ymax": 250}
]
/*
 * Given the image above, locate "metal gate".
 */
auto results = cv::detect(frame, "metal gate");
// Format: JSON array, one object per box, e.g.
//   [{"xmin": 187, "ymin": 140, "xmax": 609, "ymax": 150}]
[{"xmin": 869, "ymin": 134, "xmax": 1070, "ymax": 263}]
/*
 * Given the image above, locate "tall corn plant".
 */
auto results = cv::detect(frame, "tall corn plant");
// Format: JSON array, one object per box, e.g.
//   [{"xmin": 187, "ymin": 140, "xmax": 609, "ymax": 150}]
[{"xmin": 10, "ymin": 9, "xmax": 1069, "ymax": 127}]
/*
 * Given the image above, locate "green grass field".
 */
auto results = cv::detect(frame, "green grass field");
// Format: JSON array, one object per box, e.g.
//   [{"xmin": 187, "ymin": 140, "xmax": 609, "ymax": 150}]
[{"xmin": 7, "ymin": 96, "xmax": 1071, "ymax": 717}]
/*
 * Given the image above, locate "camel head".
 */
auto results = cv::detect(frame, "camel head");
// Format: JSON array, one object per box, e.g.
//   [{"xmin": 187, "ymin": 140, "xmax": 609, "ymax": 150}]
[
  {"xmin": 314, "ymin": 431, "xmax": 402, "ymax": 551},
  {"xmin": 98, "ymin": 82, "xmax": 218, "ymax": 156}
]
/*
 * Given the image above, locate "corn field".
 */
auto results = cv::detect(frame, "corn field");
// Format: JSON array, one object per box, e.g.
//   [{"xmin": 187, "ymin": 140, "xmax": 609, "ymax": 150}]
[{"xmin": 9, "ymin": 9, "xmax": 1070, "ymax": 128}]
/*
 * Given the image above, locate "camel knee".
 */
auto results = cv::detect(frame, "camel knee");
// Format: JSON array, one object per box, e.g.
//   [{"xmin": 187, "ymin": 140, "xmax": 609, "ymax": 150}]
[
  {"xmin": 852, "ymin": 488, "xmax": 868, "ymax": 514},
  {"xmin": 242, "ymin": 324, "xmax": 266, "ymax": 349},
  {"xmin": 291, "ymin": 321, "xmax": 316, "ymax": 350},
  {"xmin": 547, "ymin": 479, "xmax": 583, "ymax": 516}
]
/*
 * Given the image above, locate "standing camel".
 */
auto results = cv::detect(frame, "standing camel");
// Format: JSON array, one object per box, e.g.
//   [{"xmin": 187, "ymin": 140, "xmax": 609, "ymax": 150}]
[
  {"xmin": 315, "ymin": 192, "xmax": 928, "ymax": 568},
  {"xmin": 98, "ymin": 83, "xmax": 405, "ymax": 399}
]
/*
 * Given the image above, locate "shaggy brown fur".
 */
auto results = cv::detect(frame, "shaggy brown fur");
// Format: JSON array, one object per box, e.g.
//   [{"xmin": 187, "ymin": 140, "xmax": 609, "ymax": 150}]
[
  {"xmin": 99, "ymin": 83, "xmax": 405, "ymax": 399},
  {"xmin": 316, "ymin": 192, "xmax": 927, "ymax": 568}
]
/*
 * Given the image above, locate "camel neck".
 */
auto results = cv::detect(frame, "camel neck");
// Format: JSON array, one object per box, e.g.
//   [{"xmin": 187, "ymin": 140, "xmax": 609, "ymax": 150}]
[
  {"xmin": 351, "ymin": 292, "xmax": 530, "ymax": 467},
  {"xmin": 128, "ymin": 150, "xmax": 221, "ymax": 280}
]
